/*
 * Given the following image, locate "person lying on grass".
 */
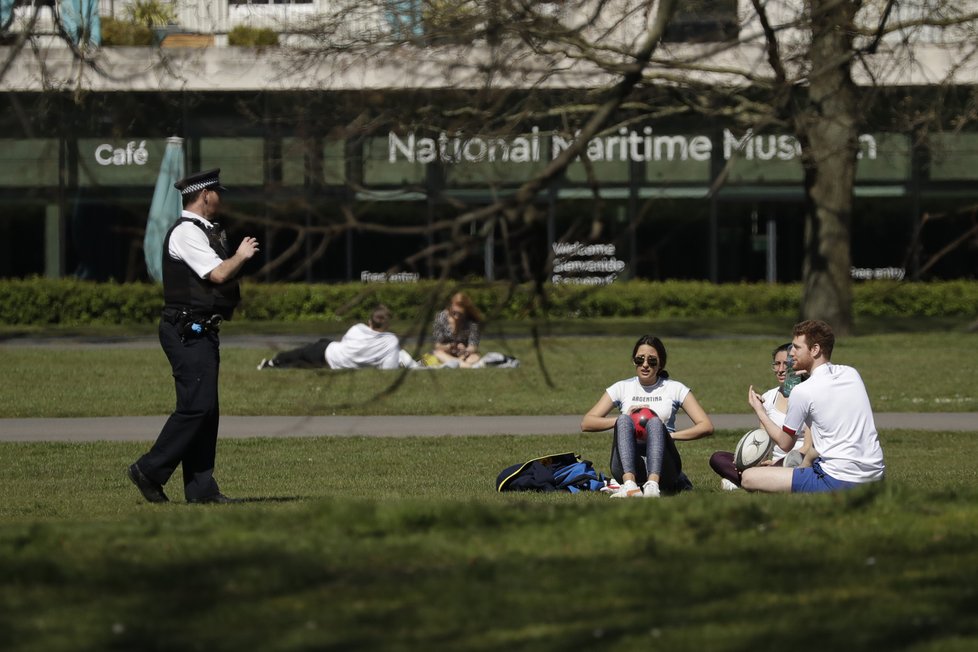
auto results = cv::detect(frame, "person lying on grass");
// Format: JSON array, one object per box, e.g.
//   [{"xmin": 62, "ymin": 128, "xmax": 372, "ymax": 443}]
[{"xmin": 257, "ymin": 304, "xmax": 409, "ymax": 371}]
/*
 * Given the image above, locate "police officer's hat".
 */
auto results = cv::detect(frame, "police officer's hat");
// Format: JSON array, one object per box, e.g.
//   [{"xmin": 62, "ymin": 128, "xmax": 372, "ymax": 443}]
[{"xmin": 174, "ymin": 168, "xmax": 228, "ymax": 195}]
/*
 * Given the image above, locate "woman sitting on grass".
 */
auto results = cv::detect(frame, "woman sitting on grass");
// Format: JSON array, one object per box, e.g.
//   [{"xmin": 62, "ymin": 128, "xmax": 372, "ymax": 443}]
[
  {"xmin": 430, "ymin": 292, "xmax": 483, "ymax": 368},
  {"xmin": 708, "ymin": 342, "xmax": 811, "ymax": 490},
  {"xmin": 581, "ymin": 335, "xmax": 714, "ymax": 498}
]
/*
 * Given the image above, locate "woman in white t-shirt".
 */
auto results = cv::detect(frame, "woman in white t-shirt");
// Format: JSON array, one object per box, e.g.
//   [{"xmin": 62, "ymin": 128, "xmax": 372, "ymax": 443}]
[
  {"xmin": 581, "ymin": 335, "xmax": 714, "ymax": 498},
  {"xmin": 709, "ymin": 343, "xmax": 809, "ymax": 489}
]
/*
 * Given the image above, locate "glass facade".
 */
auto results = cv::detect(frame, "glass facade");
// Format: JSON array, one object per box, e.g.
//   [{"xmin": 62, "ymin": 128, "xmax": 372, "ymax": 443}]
[{"xmin": 1, "ymin": 90, "xmax": 976, "ymax": 283}]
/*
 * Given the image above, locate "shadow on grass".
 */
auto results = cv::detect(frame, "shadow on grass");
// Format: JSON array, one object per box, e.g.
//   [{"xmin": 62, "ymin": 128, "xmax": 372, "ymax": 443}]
[
  {"xmin": 182, "ymin": 496, "xmax": 306, "ymax": 505},
  {"xmin": 3, "ymin": 487, "xmax": 978, "ymax": 651}
]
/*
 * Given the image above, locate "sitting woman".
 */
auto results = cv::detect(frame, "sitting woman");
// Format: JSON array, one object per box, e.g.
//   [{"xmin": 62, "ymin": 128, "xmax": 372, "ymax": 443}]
[
  {"xmin": 431, "ymin": 292, "xmax": 483, "ymax": 368},
  {"xmin": 709, "ymin": 342, "xmax": 811, "ymax": 490},
  {"xmin": 581, "ymin": 335, "xmax": 714, "ymax": 498}
]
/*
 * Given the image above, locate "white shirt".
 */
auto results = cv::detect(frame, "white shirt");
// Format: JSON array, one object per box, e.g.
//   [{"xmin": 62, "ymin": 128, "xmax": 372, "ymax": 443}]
[
  {"xmin": 605, "ymin": 376, "xmax": 691, "ymax": 433},
  {"xmin": 325, "ymin": 323, "xmax": 401, "ymax": 370},
  {"xmin": 761, "ymin": 386, "xmax": 804, "ymax": 461},
  {"xmin": 167, "ymin": 210, "xmax": 222, "ymax": 279},
  {"xmin": 783, "ymin": 363, "xmax": 885, "ymax": 483}
]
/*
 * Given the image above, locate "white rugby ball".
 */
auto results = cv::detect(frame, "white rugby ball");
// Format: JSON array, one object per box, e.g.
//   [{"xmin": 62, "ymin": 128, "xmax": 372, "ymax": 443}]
[{"xmin": 734, "ymin": 428, "xmax": 776, "ymax": 471}]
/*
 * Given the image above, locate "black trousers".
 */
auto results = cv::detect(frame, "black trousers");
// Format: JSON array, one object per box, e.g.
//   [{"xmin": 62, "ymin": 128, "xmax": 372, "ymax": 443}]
[
  {"xmin": 271, "ymin": 338, "xmax": 332, "ymax": 368},
  {"xmin": 137, "ymin": 319, "xmax": 222, "ymax": 501}
]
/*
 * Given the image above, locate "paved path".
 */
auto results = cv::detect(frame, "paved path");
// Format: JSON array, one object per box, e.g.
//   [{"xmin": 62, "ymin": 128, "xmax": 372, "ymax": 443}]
[{"xmin": 0, "ymin": 413, "xmax": 974, "ymax": 442}]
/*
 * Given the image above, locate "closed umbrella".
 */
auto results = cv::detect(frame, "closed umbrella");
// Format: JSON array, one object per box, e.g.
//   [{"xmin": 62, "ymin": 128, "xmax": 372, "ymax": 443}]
[
  {"xmin": 1, "ymin": 0, "xmax": 15, "ymax": 32},
  {"xmin": 144, "ymin": 136, "xmax": 185, "ymax": 282},
  {"xmin": 60, "ymin": 0, "xmax": 101, "ymax": 46}
]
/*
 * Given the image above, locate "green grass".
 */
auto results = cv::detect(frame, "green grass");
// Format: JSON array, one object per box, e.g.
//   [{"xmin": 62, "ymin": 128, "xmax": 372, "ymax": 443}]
[
  {"xmin": 2, "ymin": 325, "xmax": 977, "ymax": 650},
  {"xmin": 2, "ymin": 332, "xmax": 976, "ymax": 417},
  {"xmin": 0, "ymin": 313, "xmax": 973, "ymax": 340},
  {"xmin": 1, "ymin": 431, "xmax": 978, "ymax": 651}
]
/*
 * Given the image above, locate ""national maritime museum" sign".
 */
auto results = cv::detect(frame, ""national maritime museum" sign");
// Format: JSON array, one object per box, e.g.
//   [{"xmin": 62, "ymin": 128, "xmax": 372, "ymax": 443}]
[{"xmin": 387, "ymin": 127, "xmax": 880, "ymax": 164}]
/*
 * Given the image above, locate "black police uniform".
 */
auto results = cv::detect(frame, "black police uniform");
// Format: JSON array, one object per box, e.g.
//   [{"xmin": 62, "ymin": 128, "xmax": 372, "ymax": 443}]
[{"xmin": 131, "ymin": 170, "xmax": 240, "ymax": 503}]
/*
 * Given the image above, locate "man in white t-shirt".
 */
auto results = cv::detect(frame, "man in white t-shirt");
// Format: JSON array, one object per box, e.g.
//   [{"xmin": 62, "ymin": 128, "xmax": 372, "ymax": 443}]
[
  {"xmin": 742, "ymin": 319, "xmax": 885, "ymax": 493},
  {"xmin": 257, "ymin": 304, "xmax": 404, "ymax": 370}
]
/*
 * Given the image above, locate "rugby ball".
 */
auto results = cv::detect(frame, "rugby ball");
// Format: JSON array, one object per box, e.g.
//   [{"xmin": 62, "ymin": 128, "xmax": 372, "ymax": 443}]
[
  {"xmin": 630, "ymin": 407, "xmax": 656, "ymax": 442},
  {"xmin": 734, "ymin": 428, "xmax": 775, "ymax": 471}
]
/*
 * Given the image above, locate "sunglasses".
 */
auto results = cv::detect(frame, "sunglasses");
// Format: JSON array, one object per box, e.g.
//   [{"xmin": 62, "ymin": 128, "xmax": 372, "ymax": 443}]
[{"xmin": 633, "ymin": 355, "xmax": 659, "ymax": 367}]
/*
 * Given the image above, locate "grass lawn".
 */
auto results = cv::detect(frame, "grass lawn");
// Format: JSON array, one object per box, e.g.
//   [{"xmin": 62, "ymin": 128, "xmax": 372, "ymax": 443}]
[
  {"xmin": 2, "ymin": 324, "xmax": 977, "ymax": 651},
  {"xmin": 2, "ymin": 331, "xmax": 976, "ymax": 417},
  {"xmin": 1, "ymin": 430, "xmax": 978, "ymax": 651}
]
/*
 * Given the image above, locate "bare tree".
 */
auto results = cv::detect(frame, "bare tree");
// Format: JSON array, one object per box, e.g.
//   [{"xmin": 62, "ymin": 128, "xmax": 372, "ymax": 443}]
[
  {"xmin": 4, "ymin": 1, "xmax": 977, "ymax": 331},
  {"xmin": 1, "ymin": 0, "xmax": 106, "ymax": 91},
  {"xmin": 270, "ymin": 0, "xmax": 978, "ymax": 333}
]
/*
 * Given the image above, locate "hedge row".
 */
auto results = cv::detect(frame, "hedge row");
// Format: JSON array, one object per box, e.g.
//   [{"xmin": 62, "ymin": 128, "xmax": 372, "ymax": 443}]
[{"xmin": 0, "ymin": 278, "xmax": 974, "ymax": 326}]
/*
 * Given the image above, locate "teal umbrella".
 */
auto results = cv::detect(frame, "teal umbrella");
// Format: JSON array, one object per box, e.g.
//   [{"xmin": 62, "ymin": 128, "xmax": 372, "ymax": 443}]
[
  {"xmin": 60, "ymin": 0, "xmax": 101, "ymax": 46},
  {"xmin": 385, "ymin": 0, "xmax": 423, "ymax": 37},
  {"xmin": 144, "ymin": 137, "xmax": 185, "ymax": 282},
  {"xmin": 2, "ymin": 0, "xmax": 15, "ymax": 32}
]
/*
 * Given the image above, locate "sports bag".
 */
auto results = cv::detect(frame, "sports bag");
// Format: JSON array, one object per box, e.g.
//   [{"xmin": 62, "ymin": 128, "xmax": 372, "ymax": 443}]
[{"xmin": 495, "ymin": 452, "xmax": 608, "ymax": 493}]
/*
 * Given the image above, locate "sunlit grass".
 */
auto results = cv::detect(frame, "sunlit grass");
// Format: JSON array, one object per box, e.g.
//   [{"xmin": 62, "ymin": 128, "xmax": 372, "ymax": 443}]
[
  {"xmin": 2, "ymin": 331, "xmax": 975, "ymax": 417},
  {"xmin": 1, "ymin": 430, "xmax": 977, "ymax": 651}
]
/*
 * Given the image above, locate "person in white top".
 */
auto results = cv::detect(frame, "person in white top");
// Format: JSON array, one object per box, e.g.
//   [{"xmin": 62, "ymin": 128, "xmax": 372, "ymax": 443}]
[
  {"xmin": 742, "ymin": 320, "xmax": 886, "ymax": 493},
  {"xmin": 709, "ymin": 342, "xmax": 811, "ymax": 488},
  {"xmin": 581, "ymin": 335, "xmax": 714, "ymax": 498},
  {"xmin": 257, "ymin": 304, "xmax": 404, "ymax": 370}
]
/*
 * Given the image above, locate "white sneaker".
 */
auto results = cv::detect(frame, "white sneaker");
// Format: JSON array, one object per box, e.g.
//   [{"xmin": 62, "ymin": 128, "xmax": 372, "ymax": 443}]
[
  {"xmin": 720, "ymin": 478, "xmax": 740, "ymax": 491},
  {"xmin": 642, "ymin": 480, "xmax": 661, "ymax": 498},
  {"xmin": 398, "ymin": 350, "xmax": 420, "ymax": 369},
  {"xmin": 599, "ymin": 479, "xmax": 621, "ymax": 494},
  {"xmin": 609, "ymin": 479, "xmax": 643, "ymax": 498}
]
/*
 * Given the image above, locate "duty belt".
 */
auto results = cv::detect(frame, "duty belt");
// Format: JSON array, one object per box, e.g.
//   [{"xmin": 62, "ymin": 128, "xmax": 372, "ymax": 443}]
[{"xmin": 161, "ymin": 308, "xmax": 225, "ymax": 341}]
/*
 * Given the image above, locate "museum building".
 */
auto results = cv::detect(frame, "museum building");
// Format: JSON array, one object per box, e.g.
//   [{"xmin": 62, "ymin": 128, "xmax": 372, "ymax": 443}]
[{"xmin": 1, "ymin": 0, "xmax": 976, "ymax": 283}]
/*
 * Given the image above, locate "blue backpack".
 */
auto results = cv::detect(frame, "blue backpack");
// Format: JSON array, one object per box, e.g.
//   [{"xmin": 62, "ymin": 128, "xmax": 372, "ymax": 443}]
[{"xmin": 496, "ymin": 452, "xmax": 608, "ymax": 493}]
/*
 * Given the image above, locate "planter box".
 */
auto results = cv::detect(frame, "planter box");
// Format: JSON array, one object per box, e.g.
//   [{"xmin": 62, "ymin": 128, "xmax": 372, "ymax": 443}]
[{"xmin": 160, "ymin": 33, "xmax": 215, "ymax": 48}]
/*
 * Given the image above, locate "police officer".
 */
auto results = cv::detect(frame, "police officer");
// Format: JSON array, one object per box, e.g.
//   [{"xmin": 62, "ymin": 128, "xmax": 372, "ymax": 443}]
[{"xmin": 128, "ymin": 168, "xmax": 259, "ymax": 504}]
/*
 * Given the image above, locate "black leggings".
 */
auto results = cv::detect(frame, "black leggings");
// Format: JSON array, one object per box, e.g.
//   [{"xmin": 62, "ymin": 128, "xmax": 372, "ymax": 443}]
[{"xmin": 271, "ymin": 338, "xmax": 333, "ymax": 368}]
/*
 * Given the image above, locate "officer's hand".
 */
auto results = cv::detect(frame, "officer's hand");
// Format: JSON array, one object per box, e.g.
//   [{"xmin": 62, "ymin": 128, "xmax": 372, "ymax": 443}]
[{"xmin": 237, "ymin": 237, "xmax": 260, "ymax": 260}]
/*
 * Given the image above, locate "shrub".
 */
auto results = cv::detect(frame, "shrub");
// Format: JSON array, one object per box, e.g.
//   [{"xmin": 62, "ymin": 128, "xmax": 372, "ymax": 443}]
[
  {"xmin": 227, "ymin": 25, "xmax": 279, "ymax": 47},
  {"xmin": 1, "ymin": 278, "xmax": 974, "ymax": 326},
  {"xmin": 99, "ymin": 16, "xmax": 154, "ymax": 46},
  {"xmin": 125, "ymin": 0, "xmax": 177, "ymax": 28}
]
